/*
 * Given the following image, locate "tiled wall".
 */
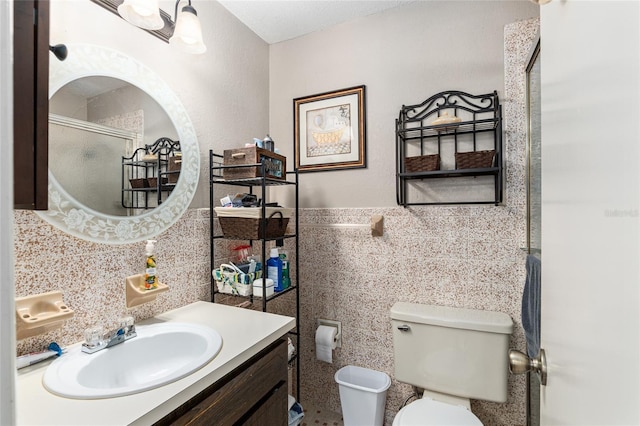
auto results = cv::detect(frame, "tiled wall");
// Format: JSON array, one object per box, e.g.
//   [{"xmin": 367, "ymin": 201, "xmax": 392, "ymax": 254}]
[
  {"xmin": 14, "ymin": 208, "xmax": 211, "ymax": 356},
  {"xmin": 297, "ymin": 206, "xmax": 528, "ymax": 425},
  {"xmin": 295, "ymin": 18, "xmax": 540, "ymax": 426}
]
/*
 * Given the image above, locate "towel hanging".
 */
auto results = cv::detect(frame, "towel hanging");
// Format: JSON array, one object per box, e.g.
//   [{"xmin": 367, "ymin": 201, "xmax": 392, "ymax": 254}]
[{"xmin": 522, "ymin": 254, "xmax": 541, "ymax": 358}]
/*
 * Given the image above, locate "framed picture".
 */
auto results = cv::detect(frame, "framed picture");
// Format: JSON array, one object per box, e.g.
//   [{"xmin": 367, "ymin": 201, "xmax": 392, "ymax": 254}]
[{"xmin": 294, "ymin": 85, "xmax": 366, "ymax": 172}]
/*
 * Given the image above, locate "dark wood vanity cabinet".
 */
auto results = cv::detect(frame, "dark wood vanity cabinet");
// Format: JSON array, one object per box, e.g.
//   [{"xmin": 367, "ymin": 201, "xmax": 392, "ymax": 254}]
[
  {"xmin": 156, "ymin": 338, "xmax": 288, "ymax": 426},
  {"xmin": 13, "ymin": 0, "xmax": 49, "ymax": 210}
]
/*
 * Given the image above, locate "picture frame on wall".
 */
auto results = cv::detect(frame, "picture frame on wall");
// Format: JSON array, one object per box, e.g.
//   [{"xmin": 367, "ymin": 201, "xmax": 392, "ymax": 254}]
[{"xmin": 293, "ymin": 85, "xmax": 366, "ymax": 172}]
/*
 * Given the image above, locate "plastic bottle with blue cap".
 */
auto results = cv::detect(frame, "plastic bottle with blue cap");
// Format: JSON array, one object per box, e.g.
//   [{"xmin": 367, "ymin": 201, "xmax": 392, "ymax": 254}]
[{"xmin": 267, "ymin": 248, "xmax": 283, "ymax": 292}]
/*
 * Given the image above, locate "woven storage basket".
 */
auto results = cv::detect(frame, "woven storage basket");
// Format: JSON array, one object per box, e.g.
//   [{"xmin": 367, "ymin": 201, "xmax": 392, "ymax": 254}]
[
  {"xmin": 404, "ymin": 154, "xmax": 440, "ymax": 173},
  {"xmin": 146, "ymin": 177, "xmax": 168, "ymax": 188},
  {"xmin": 129, "ymin": 178, "xmax": 147, "ymax": 189},
  {"xmin": 167, "ymin": 156, "xmax": 181, "ymax": 183},
  {"xmin": 218, "ymin": 212, "xmax": 289, "ymax": 239},
  {"xmin": 455, "ymin": 150, "xmax": 496, "ymax": 169}
]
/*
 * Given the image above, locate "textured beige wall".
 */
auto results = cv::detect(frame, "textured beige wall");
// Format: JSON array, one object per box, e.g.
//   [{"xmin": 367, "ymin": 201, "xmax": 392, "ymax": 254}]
[
  {"xmin": 280, "ymin": 14, "xmax": 539, "ymax": 426},
  {"xmin": 50, "ymin": 0, "xmax": 270, "ymax": 209},
  {"xmin": 269, "ymin": 0, "xmax": 539, "ymax": 208},
  {"xmin": 14, "ymin": 1, "xmax": 270, "ymax": 352}
]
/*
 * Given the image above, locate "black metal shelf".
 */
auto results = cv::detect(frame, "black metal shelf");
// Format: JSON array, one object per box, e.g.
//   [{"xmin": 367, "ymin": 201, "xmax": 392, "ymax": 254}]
[
  {"xmin": 396, "ymin": 90, "xmax": 503, "ymax": 206},
  {"xmin": 399, "ymin": 166, "xmax": 500, "ymax": 180},
  {"xmin": 121, "ymin": 137, "xmax": 181, "ymax": 210},
  {"xmin": 211, "ymin": 232, "xmax": 297, "ymax": 241},
  {"xmin": 209, "ymin": 149, "xmax": 301, "ymax": 402},
  {"xmin": 210, "ymin": 174, "xmax": 297, "ymax": 187},
  {"xmin": 397, "ymin": 117, "xmax": 499, "ymax": 141}
]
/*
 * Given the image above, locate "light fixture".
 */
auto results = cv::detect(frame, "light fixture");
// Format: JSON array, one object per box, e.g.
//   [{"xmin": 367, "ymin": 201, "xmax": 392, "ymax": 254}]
[
  {"xmin": 529, "ymin": 0, "xmax": 552, "ymax": 4},
  {"xmin": 117, "ymin": 0, "xmax": 164, "ymax": 31},
  {"xmin": 169, "ymin": 0, "xmax": 207, "ymax": 54}
]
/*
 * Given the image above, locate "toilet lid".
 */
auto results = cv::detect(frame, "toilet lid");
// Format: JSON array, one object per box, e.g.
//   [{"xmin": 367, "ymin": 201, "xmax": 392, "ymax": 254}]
[{"xmin": 393, "ymin": 398, "xmax": 482, "ymax": 426}]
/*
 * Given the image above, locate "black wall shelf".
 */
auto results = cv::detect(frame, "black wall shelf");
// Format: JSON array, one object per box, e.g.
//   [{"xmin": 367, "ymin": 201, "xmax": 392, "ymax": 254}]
[{"xmin": 396, "ymin": 90, "xmax": 503, "ymax": 206}]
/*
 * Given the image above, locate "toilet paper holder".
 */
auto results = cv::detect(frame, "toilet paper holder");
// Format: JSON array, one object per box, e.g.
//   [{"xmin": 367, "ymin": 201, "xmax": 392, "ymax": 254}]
[{"xmin": 317, "ymin": 319, "xmax": 342, "ymax": 348}]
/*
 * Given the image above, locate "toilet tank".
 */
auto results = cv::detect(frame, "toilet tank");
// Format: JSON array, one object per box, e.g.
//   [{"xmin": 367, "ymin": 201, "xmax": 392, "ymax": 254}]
[{"xmin": 390, "ymin": 302, "xmax": 513, "ymax": 403}]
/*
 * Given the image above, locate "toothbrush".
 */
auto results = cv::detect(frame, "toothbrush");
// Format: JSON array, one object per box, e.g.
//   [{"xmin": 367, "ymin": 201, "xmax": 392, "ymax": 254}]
[{"xmin": 16, "ymin": 342, "xmax": 67, "ymax": 369}]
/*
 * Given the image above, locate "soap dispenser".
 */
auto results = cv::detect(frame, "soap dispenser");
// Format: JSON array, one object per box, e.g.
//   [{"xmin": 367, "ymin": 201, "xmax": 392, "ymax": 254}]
[{"xmin": 144, "ymin": 240, "xmax": 158, "ymax": 290}]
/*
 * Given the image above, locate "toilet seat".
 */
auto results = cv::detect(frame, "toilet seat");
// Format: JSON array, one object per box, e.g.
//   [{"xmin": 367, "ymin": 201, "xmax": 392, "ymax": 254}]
[{"xmin": 392, "ymin": 398, "xmax": 482, "ymax": 426}]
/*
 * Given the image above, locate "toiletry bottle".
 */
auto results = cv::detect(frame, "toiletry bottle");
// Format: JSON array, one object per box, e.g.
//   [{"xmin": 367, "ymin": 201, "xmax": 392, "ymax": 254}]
[
  {"xmin": 279, "ymin": 249, "xmax": 290, "ymax": 289},
  {"xmin": 144, "ymin": 240, "xmax": 158, "ymax": 289},
  {"xmin": 263, "ymin": 134, "xmax": 274, "ymax": 152},
  {"xmin": 267, "ymin": 248, "xmax": 283, "ymax": 291}
]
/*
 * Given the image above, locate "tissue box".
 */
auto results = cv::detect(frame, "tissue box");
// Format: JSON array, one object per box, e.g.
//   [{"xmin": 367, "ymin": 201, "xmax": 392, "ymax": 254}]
[{"xmin": 253, "ymin": 278, "xmax": 274, "ymax": 298}]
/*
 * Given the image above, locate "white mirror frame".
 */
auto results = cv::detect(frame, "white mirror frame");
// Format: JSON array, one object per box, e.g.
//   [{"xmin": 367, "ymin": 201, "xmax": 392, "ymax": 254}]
[{"xmin": 37, "ymin": 44, "xmax": 199, "ymax": 244}]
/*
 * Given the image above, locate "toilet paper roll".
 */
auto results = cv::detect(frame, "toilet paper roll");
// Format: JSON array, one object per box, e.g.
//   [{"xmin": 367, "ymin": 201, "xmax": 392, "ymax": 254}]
[{"xmin": 315, "ymin": 325, "xmax": 337, "ymax": 363}]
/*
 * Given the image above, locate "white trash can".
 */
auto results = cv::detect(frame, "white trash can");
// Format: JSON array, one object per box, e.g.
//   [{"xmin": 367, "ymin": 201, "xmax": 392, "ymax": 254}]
[{"xmin": 335, "ymin": 365, "xmax": 391, "ymax": 426}]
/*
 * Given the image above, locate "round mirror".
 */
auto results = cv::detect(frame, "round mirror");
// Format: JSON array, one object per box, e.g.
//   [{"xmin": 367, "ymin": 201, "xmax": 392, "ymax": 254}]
[
  {"xmin": 37, "ymin": 44, "xmax": 199, "ymax": 243},
  {"xmin": 49, "ymin": 76, "xmax": 178, "ymax": 216}
]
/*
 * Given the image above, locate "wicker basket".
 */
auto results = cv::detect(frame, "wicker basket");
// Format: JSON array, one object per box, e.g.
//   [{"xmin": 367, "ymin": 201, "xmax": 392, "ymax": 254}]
[
  {"xmin": 223, "ymin": 147, "xmax": 286, "ymax": 180},
  {"xmin": 455, "ymin": 150, "xmax": 496, "ymax": 169},
  {"xmin": 129, "ymin": 178, "xmax": 147, "ymax": 189},
  {"xmin": 146, "ymin": 177, "xmax": 168, "ymax": 188},
  {"xmin": 404, "ymin": 154, "xmax": 440, "ymax": 173},
  {"xmin": 218, "ymin": 211, "xmax": 289, "ymax": 239},
  {"xmin": 167, "ymin": 156, "xmax": 181, "ymax": 183}
]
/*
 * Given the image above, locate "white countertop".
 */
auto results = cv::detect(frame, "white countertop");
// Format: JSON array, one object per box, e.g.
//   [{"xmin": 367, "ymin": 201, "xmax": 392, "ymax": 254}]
[{"xmin": 16, "ymin": 301, "xmax": 296, "ymax": 425}]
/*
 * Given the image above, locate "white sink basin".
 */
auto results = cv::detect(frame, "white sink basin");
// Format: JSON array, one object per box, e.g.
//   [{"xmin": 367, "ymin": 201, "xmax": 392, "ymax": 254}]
[{"xmin": 43, "ymin": 322, "xmax": 222, "ymax": 399}]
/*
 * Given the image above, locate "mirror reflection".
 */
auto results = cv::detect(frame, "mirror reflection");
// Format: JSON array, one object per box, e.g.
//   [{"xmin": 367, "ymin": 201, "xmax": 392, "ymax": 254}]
[
  {"xmin": 49, "ymin": 76, "xmax": 179, "ymax": 216},
  {"xmin": 41, "ymin": 43, "xmax": 199, "ymax": 243}
]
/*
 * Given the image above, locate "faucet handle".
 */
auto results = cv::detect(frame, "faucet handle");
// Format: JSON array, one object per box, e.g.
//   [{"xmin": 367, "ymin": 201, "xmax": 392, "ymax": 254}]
[
  {"xmin": 119, "ymin": 315, "xmax": 134, "ymax": 330},
  {"xmin": 84, "ymin": 325, "xmax": 105, "ymax": 347},
  {"xmin": 119, "ymin": 315, "xmax": 137, "ymax": 338}
]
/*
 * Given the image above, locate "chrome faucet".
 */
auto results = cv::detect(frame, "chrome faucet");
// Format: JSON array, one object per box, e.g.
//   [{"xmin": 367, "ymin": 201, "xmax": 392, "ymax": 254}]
[{"xmin": 82, "ymin": 316, "xmax": 137, "ymax": 354}]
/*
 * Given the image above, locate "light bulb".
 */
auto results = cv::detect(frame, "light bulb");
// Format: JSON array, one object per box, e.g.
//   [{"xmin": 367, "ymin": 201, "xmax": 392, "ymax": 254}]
[
  {"xmin": 118, "ymin": 0, "xmax": 164, "ymax": 30},
  {"xmin": 170, "ymin": 4, "xmax": 207, "ymax": 54}
]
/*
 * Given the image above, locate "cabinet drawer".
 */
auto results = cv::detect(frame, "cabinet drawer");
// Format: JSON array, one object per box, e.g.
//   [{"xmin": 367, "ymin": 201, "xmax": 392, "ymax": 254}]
[{"xmin": 159, "ymin": 338, "xmax": 288, "ymax": 426}]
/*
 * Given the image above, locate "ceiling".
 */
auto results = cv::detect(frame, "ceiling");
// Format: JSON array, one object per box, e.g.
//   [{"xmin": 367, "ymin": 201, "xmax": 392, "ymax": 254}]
[{"xmin": 217, "ymin": 0, "xmax": 417, "ymax": 44}]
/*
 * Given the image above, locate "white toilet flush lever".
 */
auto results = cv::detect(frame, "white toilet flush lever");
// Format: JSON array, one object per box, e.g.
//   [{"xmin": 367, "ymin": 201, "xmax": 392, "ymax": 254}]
[
  {"xmin": 509, "ymin": 348, "xmax": 547, "ymax": 386},
  {"xmin": 397, "ymin": 324, "xmax": 410, "ymax": 332}
]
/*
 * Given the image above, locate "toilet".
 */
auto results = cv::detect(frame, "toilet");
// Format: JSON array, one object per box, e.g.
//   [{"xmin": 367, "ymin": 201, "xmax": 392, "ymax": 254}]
[{"xmin": 390, "ymin": 302, "xmax": 513, "ymax": 425}]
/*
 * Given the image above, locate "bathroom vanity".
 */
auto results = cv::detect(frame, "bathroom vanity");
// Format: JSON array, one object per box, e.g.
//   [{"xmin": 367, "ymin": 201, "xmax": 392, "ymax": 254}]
[{"xmin": 16, "ymin": 301, "xmax": 295, "ymax": 425}]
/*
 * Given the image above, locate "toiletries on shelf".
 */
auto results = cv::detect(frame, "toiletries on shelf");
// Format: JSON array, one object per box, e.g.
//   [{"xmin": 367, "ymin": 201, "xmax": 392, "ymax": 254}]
[
  {"xmin": 279, "ymin": 249, "xmax": 290, "ymax": 290},
  {"xmin": 267, "ymin": 248, "xmax": 283, "ymax": 292},
  {"xmin": 263, "ymin": 134, "xmax": 275, "ymax": 152},
  {"xmin": 144, "ymin": 240, "xmax": 158, "ymax": 289}
]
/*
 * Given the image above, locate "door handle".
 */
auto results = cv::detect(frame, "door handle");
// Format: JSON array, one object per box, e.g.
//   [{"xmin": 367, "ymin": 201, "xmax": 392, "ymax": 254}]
[{"xmin": 509, "ymin": 348, "xmax": 547, "ymax": 386}]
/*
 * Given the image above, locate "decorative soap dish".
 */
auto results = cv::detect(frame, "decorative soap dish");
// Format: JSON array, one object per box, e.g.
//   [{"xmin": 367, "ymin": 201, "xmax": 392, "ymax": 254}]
[
  {"xmin": 15, "ymin": 291, "xmax": 74, "ymax": 340},
  {"xmin": 125, "ymin": 274, "xmax": 169, "ymax": 308}
]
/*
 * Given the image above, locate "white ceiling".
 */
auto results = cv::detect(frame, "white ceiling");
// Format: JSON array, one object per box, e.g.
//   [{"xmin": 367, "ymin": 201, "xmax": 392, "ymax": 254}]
[{"xmin": 217, "ymin": 0, "xmax": 417, "ymax": 44}]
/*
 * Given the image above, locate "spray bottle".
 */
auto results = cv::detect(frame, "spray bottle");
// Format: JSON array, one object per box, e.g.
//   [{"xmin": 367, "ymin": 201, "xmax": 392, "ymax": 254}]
[{"xmin": 144, "ymin": 240, "xmax": 158, "ymax": 289}]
